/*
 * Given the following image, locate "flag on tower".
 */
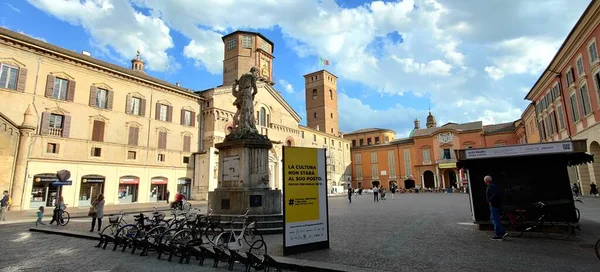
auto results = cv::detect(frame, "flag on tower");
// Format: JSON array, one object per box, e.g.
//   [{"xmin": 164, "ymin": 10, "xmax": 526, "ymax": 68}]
[{"xmin": 319, "ymin": 58, "xmax": 330, "ymax": 66}]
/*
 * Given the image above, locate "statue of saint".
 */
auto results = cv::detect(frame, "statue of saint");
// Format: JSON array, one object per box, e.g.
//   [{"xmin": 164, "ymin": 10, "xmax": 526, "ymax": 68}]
[{"xmin": 231, "ymin": 67, "xmax": 259, "ymax": 135}]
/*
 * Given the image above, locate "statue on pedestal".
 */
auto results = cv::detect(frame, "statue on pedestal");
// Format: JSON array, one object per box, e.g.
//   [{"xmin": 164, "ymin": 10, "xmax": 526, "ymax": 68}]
[{"xmin": 227, "ymin": 67, "xmax": 267, "ymax": 141}]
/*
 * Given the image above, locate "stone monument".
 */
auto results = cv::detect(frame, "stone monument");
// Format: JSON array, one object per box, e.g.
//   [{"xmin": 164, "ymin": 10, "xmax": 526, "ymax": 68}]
[{"xmin": 208, "ymin": 67, "xmax": 282, "ymax": 217}]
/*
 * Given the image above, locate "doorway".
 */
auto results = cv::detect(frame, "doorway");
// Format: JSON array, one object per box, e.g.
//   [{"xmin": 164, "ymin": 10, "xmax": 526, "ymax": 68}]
[
  {"xmin": 424, "ymin": 170, "xmax": 435, "ymax": 189},
  {"xmin": 403, "ymin": 179, "xmax": 415, "ymax": 189},
  {"xmin": 371, "ymin": 181, "xmax": 380, "ymax": 188},
  {"xmin": 446, "ymin": 170, "xmax": 457, "ymax": 188}
]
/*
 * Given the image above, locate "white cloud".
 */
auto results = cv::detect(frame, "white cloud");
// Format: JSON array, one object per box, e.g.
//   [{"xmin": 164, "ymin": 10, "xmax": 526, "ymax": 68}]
[
  {"xmin": 278, "ymin": 79, "xmax": 295, "ymax": 94},
  {"xmin": 392, "ymin": 57, "xmax": 452, "ymax": 76},
  {"xmin": 484, "ymin": 66, "xmax": 504, "ymax": 80},
  {"xmin": 5, "ymin": 3, "xmax": 21, "ymax": 13},
  {"xmin": 485, "ymin": 37, "xmax": 561, "ymax": 78},
  {"xmin": 26, "ymin": 0, "xmax": 176, "ymax": 72}
]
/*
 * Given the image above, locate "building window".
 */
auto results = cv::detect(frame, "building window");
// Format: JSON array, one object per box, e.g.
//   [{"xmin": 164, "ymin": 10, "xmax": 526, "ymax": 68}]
[
  {"xmin": 576, "ymin": 56, "xmax": 585, "ymax": 76},
  {"xmin": 131, "ymin": 97, "xmax": 141, "ymax": 116},
  {"xmin": 589, "ymin": 41, "xmax": 598, "ymax": 63},
  {"xmin": 370, "ymin": 152, "xmax": 377, "ymax": 163},
  {"xmin": 367, "ymin": 138, "xmax": 372, "ymax": 145},
  {"xmin": 260, "ymin": 107, "xmax": 267, "ymax": 126},
  {"xmin": 375, "ymin": 137, "xmax": 380, "ymax": 144},
  {"xmin": 356, "ymin": 167, "xmax": 362, "ymax": 180},
  {"xmin": 183, "ymin": 110, "xmax": 192, "ymax": 126},
  {"xmin": 49, "ymin": 114, "xmax": 63, "ymax": 136},
  {"xmin": 594, "ymin": 72, "xmax": 600, "ymax": 102},
  {"xmin": 53, "ymin": 78, "xmax": 69, "ymax": 100},
  {"xmin": 569, "ymin": 92, "xmax": 580, "ymax": 122},
  {"xmin": 579, "ymin": 84, "xmax": 592, "ymax": 116},
  {"xmin": 355, "ymin": 153, "xmax": 361, "ymax": 164},
  {"xmin": 128, "ymin": 126, "xmax": 139, "ymax": 146},
  {"xmin": 359, "ymin": 139, "xmax": 364, "ymax": 146},
  {"xmin": 371, "ymin": 164, "xmax": 378, "ymax": 179},
  {"xmin": 442, "ymin": 148, "xmax": 451, "ymax": 159},
  {"xmin": 158, "ymin": 131, "xmax": 167, "ymax": 149},
  {"xmin": 329, "ymin": 89, "xmax": 333, "ymax": 100},
  {"xmin": 127, "ymin": 151, "xmax": 136, "ymax": 160},
  {"xmin": 403, "ymin": 149, "xmax": 411, "ymax": 176},
  {"xmin": 313, "ymin": 112, "xmax": 317, "ymax": 119},
  {"xmin": 287, "ymin": 139, "xmax": 293, "ymax": 146},
  {"xmin": 241, "ymin": 36, "xmax": 252, "ymax": 48},
  {"xmin": 226, "ymin": 38, "xmax": 237, "ymax": 51},
  {"xmin": 183, "ymin": 135, "xmax": 191, "ymax": 152},
  {"xmin": 91, "ymin": 147, "xmax": 102, "ymax": 157},
  {"xmin": 549, "ymin": 112, "xmax": 557, "ymax": 135},
  {"xmin": 422, "ymin": 149, "xmax": 431, "ymax": 163},
  {"xmin": 388, "ymin": 151, "xmax": 396, "ymax": 177},
  {"xmin": 385, "ymin": 136, "xmax": 390, "ymax": 143},
  {"xmin": 331, "ymin": 139, "xmax": 334, "ymax": 146},
  {"xmin": 159, "ymin": 104, "xmax": 168, "ymax": 121},
  {"xmin": 261, "ymin": 40, "xmax": 269, "ymax": 52},
  {"xmin": 0, "ymin": 63, "xmax": 19, "ymax": 90},
  {"xmin": 557, "ymin": 105, "xmax": 565, "ymax": 130},
  {"xmin": 312, "ymin": 89, "xmax": 317, "ymax": 100},
  {"xmin": 158, "ymin": 153, "xmax": 165, "ymax": 162},
  {"xmin": 495, "ymin": 141, "xmax": 506, "ymax": 147},
  {"xmin": 183, "ymin": 156, "xmax": 190, "ymax": 164},
  {"xmin": 338, "ymin": 141, "xmax": 341, "ymax": 148},
  {"xmin": 46, "ymin": 143, "xmax": 58, "ymax": 154},
  {"xmin": 566, "ymin": 68, "xmax": 575, "ymax": 86},
  {"xmin": 313, "ymin": 134, "xmax": 316, "ymax": 141},
  {"xmin": 352, "ymin": 140, "xmax": 356, "ymax": 147},
  {"xmin": 330, "ymin": 113, "xmax": 333, "ymax": 119},
  {"xmin": 91, "ymin": 120, "xmax": 105, "ymax": 142},
  {"xmin": 323, "ymin": 137, "xmax": 327, "ymax": 144},
  {"xmin": 96, "ymin": 88, "xmax": 108, "ymax": 109}
]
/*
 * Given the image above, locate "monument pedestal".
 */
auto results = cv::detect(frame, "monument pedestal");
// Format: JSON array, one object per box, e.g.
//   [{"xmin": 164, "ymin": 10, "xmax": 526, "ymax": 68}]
[{"xmin": 208, "ymin": 136, "xmax": 282, "ymax": 231}]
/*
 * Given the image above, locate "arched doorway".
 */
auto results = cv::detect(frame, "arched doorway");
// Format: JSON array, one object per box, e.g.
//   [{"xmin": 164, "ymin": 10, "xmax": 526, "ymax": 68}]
[
  {"xmin": 371, "ymin": 181, "xmax": 380, "ymax": 188},
  {"xmin": 389, "ymin": 180, "xmax": 398, "ymax": 190},
  {"xmin": 445, "ymin": 170, "xmax": 457, "ymax": 188},
  {"xmin": 586, "ymin": 141, "xmax": 600, "ymax": 195},
  {"xmin": 403, "ymin": 179, "xmax": 415, "ymax": 189},
  {"xmin": 424, "ymin": 170, "xmax": 435, "ymax": 189}
]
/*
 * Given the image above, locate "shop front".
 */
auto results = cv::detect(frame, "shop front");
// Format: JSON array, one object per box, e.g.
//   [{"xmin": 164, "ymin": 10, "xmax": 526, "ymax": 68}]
[
  {"xmin": 177, "ymin": 177, "xmax": 192, "ymax": 199},
  {"xmin": 118, "ymin": 176, "xmax": 139, "ymax": 204},
  {"xmin": 149, "ymin": 176, "xmax": 168, "ymax": 202},
  {"xmin": 30, "ymin": 173, "xmax": 61, "ymax": 209},
  {"xmin": 78, "ymin": 175, "xmax": 105, "ymax": 207}
]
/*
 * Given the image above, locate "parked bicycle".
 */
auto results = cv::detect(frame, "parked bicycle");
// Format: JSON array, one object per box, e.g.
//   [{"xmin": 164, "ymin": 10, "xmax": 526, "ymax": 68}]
[
  {"xmin": 501, "ymin": 201, "xmax": 572, "ymax": 240},
  {"xmin": 214, "ymin": 208, "xmax": 265, "ymax": 255},
  {"xmin": 575, "ymin": 198, "xmax": 583, "ymax": 223},
  {"xmin": 56, "ymin": 208, "xmax": 70, "ymax": 226},
  {"xmin": 100, "ymin": 211, "xmax": 126, "ymax": 236}
]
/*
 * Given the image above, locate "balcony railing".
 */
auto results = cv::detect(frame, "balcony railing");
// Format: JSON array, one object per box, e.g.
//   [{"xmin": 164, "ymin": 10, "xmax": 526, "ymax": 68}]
[
  {"xmin": 436, "ymin": 158, "xmax": 457, "ymax": 164},
  {"xmin": 49, "ymin": 127, "xmax": 62, "ymax": 137}
]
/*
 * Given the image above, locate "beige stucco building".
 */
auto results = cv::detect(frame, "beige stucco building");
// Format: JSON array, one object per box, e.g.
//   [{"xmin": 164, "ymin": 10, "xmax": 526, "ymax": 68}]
[{"xmin": 0, "ymin": 28, "xmax": 351, "ymax": 210}]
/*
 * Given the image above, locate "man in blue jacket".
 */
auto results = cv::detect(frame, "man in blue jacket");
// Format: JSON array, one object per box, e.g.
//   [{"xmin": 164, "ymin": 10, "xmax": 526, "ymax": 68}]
[{"xmin": 485, "ymin": 175, "xmax": 507, "ymax": 241}]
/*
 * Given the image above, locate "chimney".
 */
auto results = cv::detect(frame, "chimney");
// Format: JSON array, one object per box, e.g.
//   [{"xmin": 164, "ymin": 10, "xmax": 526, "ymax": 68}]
[{"xmin": 82, "ymin": 50, "xmax": 91, "ymax": 56}]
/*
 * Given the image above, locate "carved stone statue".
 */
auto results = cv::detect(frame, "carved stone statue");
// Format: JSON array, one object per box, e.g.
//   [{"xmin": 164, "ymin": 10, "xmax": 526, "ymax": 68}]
[{"xmin": 228, "ymin": 67, "xmax": 266, "ymax": 140}]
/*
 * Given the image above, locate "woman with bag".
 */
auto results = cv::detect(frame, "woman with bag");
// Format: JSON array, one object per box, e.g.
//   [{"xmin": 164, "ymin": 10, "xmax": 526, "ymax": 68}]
[{"xmin": 89, "ymin": 194, "xmax": 105, "ymax": 232}]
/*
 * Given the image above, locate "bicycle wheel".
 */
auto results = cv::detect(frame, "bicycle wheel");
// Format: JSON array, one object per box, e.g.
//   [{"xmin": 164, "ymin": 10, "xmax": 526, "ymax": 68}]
[
  {"xmin": 504, "ymin": 214, "xmax": 526, "ymax": 237},
  {"xmin": 146, "ymin": 226, "xmax": 167, "ymax": 244},
  {"xmin": 542, "ymin": 217, "xmax": 571, "ymax": 240},
  {"xmin": 575, "ymin": 208, "xmax": 580, "ymax": 223},
  {"xmin": 243, "ymin": 228, "xmax": 264, "ymax": 247},
  {"xmin": 595, "ymin": 238, "xmax": 600, "ymax": 261},
  {"xmin": 101, "ymin": 224, "xmax": 119, "ymax": 236},
  {"xmin": 215, "ymin": 231, "xmax": 234, "ymax": 247},
  {"xmin": 183, "ymin": 202, "xmax": 192, "ymax": 212},
  {"xmin": 204, "ymin": 225, "xmax": 224, "ymax": 244},
  {"xmin": 249, "ymin": 239, "xmax": 268, "ymax": 257},
  {"xmin": 59, "ymin": 211, "xmax": 70, "ymax": 226}
]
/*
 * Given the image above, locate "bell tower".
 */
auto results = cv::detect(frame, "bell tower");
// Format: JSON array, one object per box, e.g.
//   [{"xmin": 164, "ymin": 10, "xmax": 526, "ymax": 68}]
[
  {"xmin": 222, "ymin": 30, "xmax": 275, "ymax": 86},
  {"xmin": 304, "ymin": 70, "xmax": 339, "ymax": 136}
]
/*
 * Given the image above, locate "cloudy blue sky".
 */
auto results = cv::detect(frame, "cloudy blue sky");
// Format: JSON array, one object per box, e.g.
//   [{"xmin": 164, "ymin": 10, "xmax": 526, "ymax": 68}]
[{"xmin": 1, "ymin": 0, "xmax": 592, "ymax": 137}]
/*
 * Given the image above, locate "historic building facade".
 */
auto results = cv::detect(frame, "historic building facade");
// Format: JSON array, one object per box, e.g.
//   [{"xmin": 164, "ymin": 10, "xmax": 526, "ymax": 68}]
[
  {"xmin": 347, "ymin": 112, "xmax": 518, "ymax": 190},
  {"xmin": 523, "ymin": 0, "xmax": 600, "ymax": 195},
  {"xmin": 0, "ymin": 27, "xmax": 203, "ymax": 210},
  {"xmin": 191, "ymin": 31, "xmax": 351, "ymax": 200}
]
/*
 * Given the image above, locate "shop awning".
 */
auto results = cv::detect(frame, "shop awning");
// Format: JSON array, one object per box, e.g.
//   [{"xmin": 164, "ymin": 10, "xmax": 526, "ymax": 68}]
[
  {"xmin": 82, "ymin": 175, "xmax": 105, "ymax": 183},
  {"xmin": 151, "ymin": 177, "xmax": 168, "ymax": 185}
]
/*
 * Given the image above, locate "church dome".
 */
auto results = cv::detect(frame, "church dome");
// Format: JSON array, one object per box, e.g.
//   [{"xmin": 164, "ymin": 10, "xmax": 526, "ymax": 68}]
[{"xmin": 426, "ymin": 111, "xmax": 436, "ymax": 128}]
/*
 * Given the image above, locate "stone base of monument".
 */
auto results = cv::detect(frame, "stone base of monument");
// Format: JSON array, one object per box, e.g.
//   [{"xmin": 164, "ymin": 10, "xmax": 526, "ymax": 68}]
[{"xmin": 208, "ymin": 135, "xmax": 283, "ymax": 234}]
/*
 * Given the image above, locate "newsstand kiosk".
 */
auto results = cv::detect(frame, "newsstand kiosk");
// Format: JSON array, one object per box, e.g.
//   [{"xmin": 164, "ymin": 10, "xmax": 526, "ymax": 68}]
[{"xmin": 456, "ymin": 140, "xmax": 593, "ymax": 228}]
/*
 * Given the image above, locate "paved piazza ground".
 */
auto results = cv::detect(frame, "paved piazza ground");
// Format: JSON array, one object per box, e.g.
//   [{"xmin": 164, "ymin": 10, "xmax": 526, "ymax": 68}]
[{"xmin": 1, "ymin": 193, "xmax": 599, "ymax": 271}]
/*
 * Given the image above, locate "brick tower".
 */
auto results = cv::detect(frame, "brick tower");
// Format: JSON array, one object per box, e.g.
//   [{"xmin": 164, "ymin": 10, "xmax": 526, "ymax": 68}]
[
  {"xmin": 221, "ymin": 30, "xmax": 275, "ymax": 86},
  {"xmin": 304, "ymin": 70, "xmax": 339, "ymax": 136}
]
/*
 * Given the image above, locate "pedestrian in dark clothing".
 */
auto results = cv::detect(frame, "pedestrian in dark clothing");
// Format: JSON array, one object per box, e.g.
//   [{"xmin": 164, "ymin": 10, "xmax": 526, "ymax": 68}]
[
  {"xmin": 485, "ymin": 175, "xmax": 506, "ymax": 241},
  {"xmin": 590, "ymin": 183, "xmax": 598, "ymax": 197},
  {"xmin": 165, "ymin": 190, "xmax": 170, "ymax": 204},
  {"xmin": 348, "ymin": 187, "xmax": 353, "ymax": 203},
  {"xmin": 373, "ymin": 186, "xmax": 379, "ymax": 202}
]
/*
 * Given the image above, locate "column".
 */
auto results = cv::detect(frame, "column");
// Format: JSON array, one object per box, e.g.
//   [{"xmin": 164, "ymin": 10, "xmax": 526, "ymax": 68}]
[
  {"xmin": 11, "ymin": 105, "xmax": 37, "ymax": 211},
  {"xmin": 455, "ymin": 172, "xmax": 460, "ymax": 189},
  {"xmin": 435, "ymin": 167, "xmax": 440, "ymax": 188},
  {"xmin": 421, "ymin": 175, "xmax": 425, "ymax": 188}
]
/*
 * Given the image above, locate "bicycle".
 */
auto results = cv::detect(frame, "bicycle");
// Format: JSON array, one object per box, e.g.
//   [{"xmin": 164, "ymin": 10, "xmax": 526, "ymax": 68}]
[
  {"xmin": 575, "ymin": 199, "xmax": 583, "ymax": 223},
  {"xmin": 595, "ymin": 238, "xmax": 600, "ymax": 261},
  {"xmin": 502, "ymin": 202, "xmax": 572, "ymax": 240},
  {"xmin": 100, "ymin": 211, "xmax": 126, "ymax": 236},
  {"xmin": 56, "ymin": 208, "xmax": 70, "ymax": 226},
  {"xmin": 214, "ymin": 208, "xmax": 265, "ymax": 255}
]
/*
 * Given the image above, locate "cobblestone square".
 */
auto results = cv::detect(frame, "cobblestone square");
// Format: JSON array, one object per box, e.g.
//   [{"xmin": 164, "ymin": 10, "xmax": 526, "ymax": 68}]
[{"xmin": 1, "ymin": 194, "xmax": 599, "ymax": 271}]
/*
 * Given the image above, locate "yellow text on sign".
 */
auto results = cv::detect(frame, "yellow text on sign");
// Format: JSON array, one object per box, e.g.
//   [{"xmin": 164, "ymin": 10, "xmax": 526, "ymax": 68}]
[{"xmin": 284, "ymin": 147, "xmax": 320, "ymax": 223}]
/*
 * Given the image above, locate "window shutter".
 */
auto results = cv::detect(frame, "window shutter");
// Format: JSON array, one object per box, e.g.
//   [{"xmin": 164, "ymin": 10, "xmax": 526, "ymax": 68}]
[
  {"xmin": 167, "ymin": 105, "xmax": 173, "ymax": 122},
  {"xmin": 190, "ymin": 111, "xmax": 196, "ymax": 127},
  {"xmin": 183, "ymin": 135, "xmax": 191, "ymax": 152},
  {"xmin": 125, "ymin": 95, "xmax": 132, "ymax": 114},
  {"xmin": 128, "ymin": 126, "xmax": 137, "ymax": 145},
  {"xmin": 140, "ymin": 99, "xmax": 146, "ymax": 117},
  {"xmin": 158, "ymin": 131, "xmax": 167, "ymax": 149},
  {"xmin": 134, "ymin": 127, "xmax": 139, "ymax": 146},
  {"xmin": 180, "ymin": 109, "xmax": 185, "ymax": 125},
  {"xmin": 89, "ymin": 86, "xmax": 97, "ymax": 107},
  {"xmin": 45, "ymin": 75, "xmax": 55, "ymax": 98},
  {"xmin": 107, "ymin": 90, "xmax": 114, "ymax": 110},
  {"xmin": 56, "ymin": 143, "xmax": 60, "ymax": 153},
  {"xmin": 92, "ymin": 120, "xmax": 105, "ymax": 142},
  {"xmin": 62, "ymin": 115, "xmax": 72, "ymax": 138},
  {"xmin": 40, "ymin": 112, "xmax": 50, "ymax": 135},
  {"xmin": 66, "ymin": 80, "xmax": 76, "ymax": 102},
  {"xmin": 155, "ymin": 103, "xmax": 160, "ymax": 120},
  {"xmin": 16, "ymin": 67, "xmax": 27, "ymax": 92}
]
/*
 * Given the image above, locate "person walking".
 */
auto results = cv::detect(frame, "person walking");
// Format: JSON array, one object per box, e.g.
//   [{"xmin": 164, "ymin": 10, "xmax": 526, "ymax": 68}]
[
  {"xmin": 572, "ymin": 183, "xmax": 580, "ymax": 199},
  {"xmin": 373, "ymin": 186, "xmax": 379, "ymax": 202},
  {"xmin": 347, "ymin": 186, "xmax": 353, "ymax": 203},
  {"xmin": 165, "ymin": 190, "xmax": 170, "ymax": 204},
  {"xmin": 590, "ymin": 183, "xmax": 598, "ymax": 197},
  {"xmin": 485, "ymin": 175, "xmax": 506, "ymax": 241},
  {"xmin": 49, "ymin": 196, "xmax": 66, "ymax": 225},
  {"xmin": 35, "ymin": 206, "xmax": 45, "ymax": 226},
  {"xmin": 0, "ymin": 190, "xmax": 9, "ymax": 222},
  {"xmin": 90, "ymin": 194, "xmax": 105, "ymax": 232}
]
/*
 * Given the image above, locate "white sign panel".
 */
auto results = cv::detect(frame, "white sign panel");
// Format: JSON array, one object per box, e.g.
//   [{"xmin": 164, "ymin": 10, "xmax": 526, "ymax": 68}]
[
  {"xmin": 380, "ymin": 170, "xmax": 387, "ymax": 176},
  {"xmin": 465, "ymin": 142, "xmax": 574, "ymax": 159},
  {"xmin": 221, "ymin": 155, "xmax": 240, "ymax": 181}
]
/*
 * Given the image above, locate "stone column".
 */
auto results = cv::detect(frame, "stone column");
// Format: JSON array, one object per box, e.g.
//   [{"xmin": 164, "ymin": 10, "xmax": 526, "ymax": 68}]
[
  {"xmin": 435, "ymin": 167, "xmax": 440, "ymax": 188},
  {"xmin": 11, "ymin": 105, "xmax": 37, "ymax": 211},
  {"xmin": 421, "ymin": 175, "xmax": 425, "ymax": 188}
]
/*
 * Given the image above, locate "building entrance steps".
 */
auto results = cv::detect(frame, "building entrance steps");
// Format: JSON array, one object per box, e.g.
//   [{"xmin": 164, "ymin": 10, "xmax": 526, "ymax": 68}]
[{"xmin": 1, "ymin": 200, "xmax": 207, "ymax": 225}]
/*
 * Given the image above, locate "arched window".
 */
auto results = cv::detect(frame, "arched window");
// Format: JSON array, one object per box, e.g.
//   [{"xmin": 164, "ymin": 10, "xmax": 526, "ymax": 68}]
[
  {"xmin": 286, "ymin": 139, "xmax": 292, "ymax": 146},
  {"xmin": 226, "ymin": 125, "xmax": 233, "ymax": 135},
  {"xmin": 260, "ymin": 107, "xmax": 266, "ymax": 126},
  {"xmin": 312, "ymin": 89, "xmax": 317, "ymax": 100},
  {"xmin": 330, "ymin": 113, "xmax": 333, "ymax": 118},
  {"xmin": 331, "ymin": 128, "xmax": 334, "ymax": 133},
  {"xmin": 313, "ymin": 112, "xmax": 317, "ymax": 119},
  {"xmin": 329, "ymin": 89, "xmax": 333, "ymax": 99}
]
